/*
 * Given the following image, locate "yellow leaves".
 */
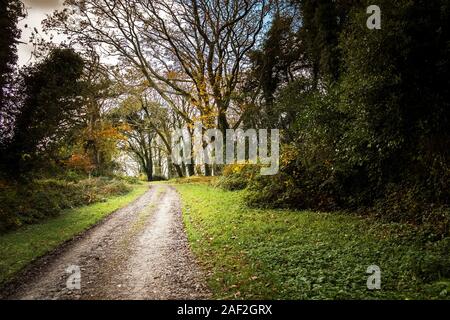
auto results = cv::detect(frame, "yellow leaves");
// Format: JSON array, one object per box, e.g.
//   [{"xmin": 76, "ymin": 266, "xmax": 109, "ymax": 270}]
[
  {"xmin": 193, "ymin": 113, "xmax": 219, "ymax": 122},
  {"xmin": 166, "ymin": 70, "xmax": 182, "ymax": 80},
  {"xmin": 222, "ymin": 164, "xmax": 252, "ymax": 177},
  {"xmin": 280, "ymin": 144, "xmax": 300, "ymax": 167},
  {"xmin": 97, "ymin": 126, "xmax": 124, "ymax": 140},
  {"xmin": 197, "ymin": 80, "xmax": 208, "ymax": 97},
  {"xmin": 117, "ymin": 123, "xmax": 132, "ymax": 133},
  {"xmin": 186, "ymin": 113, "xmax": 219, "ymax": 129}
]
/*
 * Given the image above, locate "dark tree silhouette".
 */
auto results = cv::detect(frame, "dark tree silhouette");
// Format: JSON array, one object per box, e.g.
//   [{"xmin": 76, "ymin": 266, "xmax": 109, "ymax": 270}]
[
  {"xmin": 0, "ymin": 0, "xmax": 25, "ymax": 145},
  {"xmin": 3, "ymin": 48, "xmax": 85, "ymax": 175}
]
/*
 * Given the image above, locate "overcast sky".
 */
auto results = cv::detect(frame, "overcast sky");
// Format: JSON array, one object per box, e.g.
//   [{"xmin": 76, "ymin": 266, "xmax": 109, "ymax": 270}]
[{"xmin": 18, "ymin": 0, "xmax": 64, "ymax": 65}]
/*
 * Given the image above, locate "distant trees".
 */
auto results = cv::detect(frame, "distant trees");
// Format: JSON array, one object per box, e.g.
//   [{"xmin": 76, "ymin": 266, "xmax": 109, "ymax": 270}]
[
  {"xmin": 112, "ymin": 83, "xmax": 192, "ymax": 180},
  {"xmin": 44, "ymin": 0, "xmax": 274, "ymax": 176},
  {"xmin": 118, "ymin": 103, "xmax": 157, "ymax": 181}
]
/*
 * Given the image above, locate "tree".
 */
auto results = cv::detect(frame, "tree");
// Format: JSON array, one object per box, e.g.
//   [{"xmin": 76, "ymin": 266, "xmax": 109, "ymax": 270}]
[
  {"xmin": 113, "ymin": 84, "xmax": 194, "ymax": 180},
  {"xmin": 45, "ymin": 0, "xmax": 270, "ymax": 133},
  {"xmin": 245, "ymin": 11, "xmax": 304, "ymax": 128},
  {"xmin": 77, "ymin": 50, "xmax": 122, "ymax": 175},
  {"xmin": 338, "ymin": 0, "xmax": 450, "ymax": 202},
  {"xmin": 110, "ymin": 69, "xmax": 197, "ymax": 179},
  {"xmin": 295, "ymin": 0, "xmax": 358, "ymax": 85},
  {"xmin": 2, "ymin": 48, "xmax": 85, "ymax": 175},
  {"xmin": 0, "ymin": 0, "xmax": 25, "ymax": 145},
  {"xmin": 122, "ymin": 108, "xmax": 157, "ymax": 181}
]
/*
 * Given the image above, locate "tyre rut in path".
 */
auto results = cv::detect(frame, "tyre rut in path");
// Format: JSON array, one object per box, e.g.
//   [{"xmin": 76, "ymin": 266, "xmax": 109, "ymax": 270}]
[{"xmin": 3, "ymin": 184, "xmax": 211, "ymax": 300}]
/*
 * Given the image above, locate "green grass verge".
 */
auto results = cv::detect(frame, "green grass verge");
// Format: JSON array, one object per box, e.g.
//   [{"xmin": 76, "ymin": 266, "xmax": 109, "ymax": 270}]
[
  {"xmin": 0, "ymin": 183, "xmax": 149, "ymax": 285},
  {"xmin": 176, "ymin": 183, "xmax": 450, "ymax": 300}
]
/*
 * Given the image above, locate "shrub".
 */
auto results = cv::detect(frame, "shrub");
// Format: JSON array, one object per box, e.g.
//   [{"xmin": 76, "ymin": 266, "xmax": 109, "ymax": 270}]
[
  {"xmin": 372, "ymin": 183, "xmax": 450, "ymax": 236},
  {"xmin": 0, "ymin": 177, "xmax": 133, "ymax": 233},
  {"xmin": 117, "ymin": 175, "xmax": 141, "ymax": 184},
  {"xmin": 245, "ymin": 173, "xmax": 305, "ymax": 208},
  {"xmin": 215, "ymin": 165, "xmax": 259, "ymax": 191},
  {"xmin": 217, "ymin": 145, "xmax": 338, "ymax": 211}
]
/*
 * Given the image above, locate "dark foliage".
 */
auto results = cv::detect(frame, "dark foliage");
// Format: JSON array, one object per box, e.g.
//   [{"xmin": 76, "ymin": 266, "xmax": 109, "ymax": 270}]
[
  {"xmin": 0, "ymin": 48, "xmax": 85, "ymax": 176},
  {"xmin": 223, "ymin": 0, "xmax": 450, "ymax": 235},
  {"xmin": 0, "ymin": 0, "xmax": 25, "ymax": 145}
]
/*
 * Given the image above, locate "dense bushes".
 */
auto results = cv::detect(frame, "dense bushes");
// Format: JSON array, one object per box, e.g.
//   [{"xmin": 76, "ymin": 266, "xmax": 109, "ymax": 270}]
[
  {"xmin": 217, "ymin": 155, "xmax": 449, "ymax": 236},
  {"xmin": 217, "ymin": 147, "xmax": 340, "ymax": 211},
  {"xmin": 245, "ymin": 173, "xmax": 305, "ymax": 209},
  {"xmin": 214, "ymin": 165, "xmax": 259, "ymax": 191},
  {"xmin": 215, "ymin": 1, "xmax": 450, "ymax": 237},
  {"xmin": 0, "ymin": 177, "xmax": 133, "ymax": 233}
]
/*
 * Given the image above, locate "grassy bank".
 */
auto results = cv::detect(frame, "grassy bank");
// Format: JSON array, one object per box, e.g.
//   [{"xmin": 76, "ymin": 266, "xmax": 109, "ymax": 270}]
[
  {"xmin": 176, "ymin": 183, "xmax": 450, "ymax": 300},
  {"xmin": 0, "ymin": 183, "xmax": 148, "ymax": 285},
  {"xmin": 0, "ymin": 176, "xmax": 139, "ymax": 232}
]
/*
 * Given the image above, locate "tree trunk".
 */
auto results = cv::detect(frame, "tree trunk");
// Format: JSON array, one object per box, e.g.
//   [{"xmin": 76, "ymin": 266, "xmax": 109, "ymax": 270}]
[
  {"xmin": 146, "ymin": 164, "xmax": 153, "ymax": 182},
  {"xmin": 174, "ymin": 163, "xmax": 184, "ymax": 178},
  {"xmin": 187, "ymin": 163, "xmax": 195, "ymax": 176},
  {"xmin": 144, "ymin": 146, "xmax": 153, "ymax": 181},
  {"xmin": 204, "ymin": 163, "xmax": 212, "ymax": 176},
  {"xmin": 181, "ymin": 162, "xmax": 186, "ymax": 177}
]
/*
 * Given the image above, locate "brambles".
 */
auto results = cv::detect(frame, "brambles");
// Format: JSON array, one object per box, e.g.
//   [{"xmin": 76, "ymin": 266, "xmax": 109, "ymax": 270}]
[{"xmin": 0, "ymin": 177, "xmax": 133, "ymax": 233}]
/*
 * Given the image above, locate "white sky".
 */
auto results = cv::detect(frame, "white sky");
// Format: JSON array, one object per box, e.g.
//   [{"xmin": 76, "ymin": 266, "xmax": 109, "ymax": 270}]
[{"xmin": 18, "ymin": 0, "xmax": 64, "ymax": 65}]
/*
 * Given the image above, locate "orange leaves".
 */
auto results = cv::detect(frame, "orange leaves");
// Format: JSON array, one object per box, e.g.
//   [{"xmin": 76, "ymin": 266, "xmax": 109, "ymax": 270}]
[
  {"xmin": 63, "ymin": 154, "xmax": 95, "ymax": 173},
  {"xmin": 84, "ymin": 124, "xmax": 127, "ymax": 142},
  {"xmin": 97, "ymin": 126, "xmax": 125, "ymax": 141},
  {"xmin": 189, "ymin": 112, "xmax": 219, "ymax": 129}
]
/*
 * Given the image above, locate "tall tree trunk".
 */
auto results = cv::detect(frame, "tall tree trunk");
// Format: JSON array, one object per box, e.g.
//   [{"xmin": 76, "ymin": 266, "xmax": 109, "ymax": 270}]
[
  {"xmin": 217, "ymin": 109, "xmax": 228, "ymax": 174},
  {"xmin": 144, "ymin": 142, "xmax": 153, "ymax": 181}
]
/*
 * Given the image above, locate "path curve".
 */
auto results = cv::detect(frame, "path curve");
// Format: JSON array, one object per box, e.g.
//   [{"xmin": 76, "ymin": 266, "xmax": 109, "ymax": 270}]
[{"xmin": 1, "ymin": 185, "xmax": 210, "ymax": 300}]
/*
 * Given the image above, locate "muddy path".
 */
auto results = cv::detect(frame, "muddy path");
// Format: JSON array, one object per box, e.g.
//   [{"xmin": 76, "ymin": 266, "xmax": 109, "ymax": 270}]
[{"xmin": 1, "ymin": 185, "xmax": 211, "ymax": 300}]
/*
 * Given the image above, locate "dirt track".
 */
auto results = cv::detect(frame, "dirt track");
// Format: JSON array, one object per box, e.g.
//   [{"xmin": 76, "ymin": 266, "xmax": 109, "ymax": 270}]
[{"xmin": 1, "ymin": 185, "xmax": 210, "ymax": 300}]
